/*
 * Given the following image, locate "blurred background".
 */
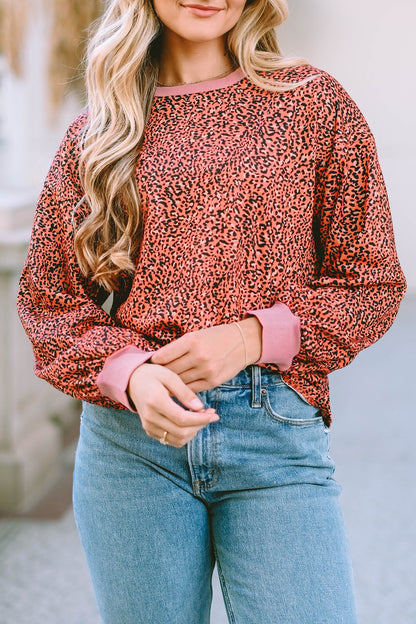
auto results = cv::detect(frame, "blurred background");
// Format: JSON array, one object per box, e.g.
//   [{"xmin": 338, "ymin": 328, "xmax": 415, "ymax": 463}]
[{"xmin": 0, "ymin": 1, "xmax": 415, "ymax": 622}]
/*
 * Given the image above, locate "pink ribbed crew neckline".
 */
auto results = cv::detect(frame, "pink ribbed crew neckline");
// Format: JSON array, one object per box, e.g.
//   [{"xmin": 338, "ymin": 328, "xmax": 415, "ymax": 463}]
[{"xmin": 154, "ymin": 67, "xmax": 245, "ymax": 97}]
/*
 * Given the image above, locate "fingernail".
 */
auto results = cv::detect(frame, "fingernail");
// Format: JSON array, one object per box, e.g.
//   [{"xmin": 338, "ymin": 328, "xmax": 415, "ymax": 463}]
[
  {"xmin": 190, "ymin": 398, "xmax": 204, "ymax": 410},
  {"xmin": 209, "ymin": 414, "xmax": 220, "ymax": 422}
]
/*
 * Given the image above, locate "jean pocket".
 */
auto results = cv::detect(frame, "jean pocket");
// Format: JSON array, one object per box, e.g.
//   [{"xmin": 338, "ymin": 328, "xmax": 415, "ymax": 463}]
[{"xmin": 262, "ymin": 383, "xmax": 324, "ymax": 427}]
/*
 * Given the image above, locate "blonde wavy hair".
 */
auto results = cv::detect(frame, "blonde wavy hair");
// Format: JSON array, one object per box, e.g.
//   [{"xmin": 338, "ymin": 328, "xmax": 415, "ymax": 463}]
[{"xmin": 75, "ymin": 0, "xmax": 305, "ymax": 291}]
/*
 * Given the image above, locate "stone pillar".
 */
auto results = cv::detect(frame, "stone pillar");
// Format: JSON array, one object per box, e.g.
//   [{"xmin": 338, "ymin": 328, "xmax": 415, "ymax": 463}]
[
  {"xmin": 0, "ymin": 0, "xmax": 82, "ymax": 513},
  {"xmin": 0, "ymin": 192, "xmax": 79, "ymax": 513}
]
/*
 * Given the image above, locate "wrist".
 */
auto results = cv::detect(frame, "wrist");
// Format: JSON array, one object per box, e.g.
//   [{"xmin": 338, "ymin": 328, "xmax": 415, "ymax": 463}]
[
  {"xmin": 127, "ymin": 362, "xmax": 153, "ymax": 408},
  {"xmin": 237, "ymin": 317, "xmax": 262, "ymax": 365}
]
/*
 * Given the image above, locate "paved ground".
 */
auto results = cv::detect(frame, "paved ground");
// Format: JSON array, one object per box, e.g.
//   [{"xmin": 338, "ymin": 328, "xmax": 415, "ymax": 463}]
[{"xmin": 0, "ymin": 295, "xmax": 415, "ymax": 624}]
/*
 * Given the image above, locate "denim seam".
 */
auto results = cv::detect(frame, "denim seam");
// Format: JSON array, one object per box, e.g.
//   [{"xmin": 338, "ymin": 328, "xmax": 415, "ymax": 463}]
[
  {"xmin": 281, "ymin": 380, "xmax": 316, "ymax": 408},
  {"xmin": 187, "ymin": 398, "xmax": 220, "ymax": 495},
  {"xmin": 262, "ymin": 388, "xmax": 324, "ymax": 427},
  {"xmin": 217, "ymin": 381, "xmax": 284, "ymax": 389},
  {"xmin": 186, "ymin": 438, "xmax": 199, "ymax": 496},
  {"xmin": 213, "ymin": 543, "xmax": 236, "ymax": 624},
  {"xmin": 191, "ymin": 469, "xmax": 220, "ymax": 492},
  {"xmin": 197, "ymin": 391, "xmax": 221, "ymax": 492},
  {"xmin": 189, "ymin": 390, "xmax": 220, "ymax": 495}
]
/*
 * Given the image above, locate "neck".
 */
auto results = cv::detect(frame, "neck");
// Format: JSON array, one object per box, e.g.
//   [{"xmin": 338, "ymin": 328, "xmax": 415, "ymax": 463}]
[{"xmin": 157, "ymin": 33, "xmax": 235, "ymax": 86}]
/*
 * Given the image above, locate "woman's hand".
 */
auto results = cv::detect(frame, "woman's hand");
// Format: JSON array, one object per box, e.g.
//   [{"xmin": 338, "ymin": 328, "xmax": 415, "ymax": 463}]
[
  {"xmin": 150, "ymin": 317, "xmax": 262, "ymax": 393},
  {"xmin": 128, "ymin": 363, "xmax": 219, "ymax": 448}
]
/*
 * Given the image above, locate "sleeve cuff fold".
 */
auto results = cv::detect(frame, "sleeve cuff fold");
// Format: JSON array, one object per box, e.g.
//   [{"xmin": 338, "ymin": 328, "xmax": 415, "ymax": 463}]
[
  {"xmin": 97, "ymin": 345, "xmax": 154, "ymax": 411},
  {"xmin": 97, "ymin": 302, "xmax": 300, "ymax": 408},
  {"xmin": 246, "ymin": 303, "xmax": 301, "ymax": 371}
]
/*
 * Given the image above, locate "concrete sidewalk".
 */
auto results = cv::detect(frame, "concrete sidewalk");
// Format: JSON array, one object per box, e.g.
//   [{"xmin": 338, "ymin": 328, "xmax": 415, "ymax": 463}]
[{"xmin": 1, "ymin": 295, "xmax": 415, "ymax": 624}]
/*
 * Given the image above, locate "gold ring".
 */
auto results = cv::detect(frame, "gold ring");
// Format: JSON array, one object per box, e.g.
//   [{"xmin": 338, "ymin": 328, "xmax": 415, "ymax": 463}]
[{"xmin": 160, "ymin": 431, "xmax": 168, "ymax": 445}]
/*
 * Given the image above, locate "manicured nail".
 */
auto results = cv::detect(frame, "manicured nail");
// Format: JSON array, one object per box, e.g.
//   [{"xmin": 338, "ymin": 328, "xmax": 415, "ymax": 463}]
[{"xmin": 190, "ymin": 398, "xmax": 204, "ymax": 410}]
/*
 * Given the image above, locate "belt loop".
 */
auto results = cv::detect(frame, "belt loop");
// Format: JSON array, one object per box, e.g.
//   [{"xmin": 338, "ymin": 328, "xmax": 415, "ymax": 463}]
[{"xmin": 251, "ymin": 365, "xmax": 262, "ymax": 408}]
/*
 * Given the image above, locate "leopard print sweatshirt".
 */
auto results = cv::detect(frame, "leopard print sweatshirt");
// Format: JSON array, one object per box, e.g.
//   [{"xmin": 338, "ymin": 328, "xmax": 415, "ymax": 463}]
[{"xmin": 17, "ymin": 65, "xmax": 406, "ymax": 425}]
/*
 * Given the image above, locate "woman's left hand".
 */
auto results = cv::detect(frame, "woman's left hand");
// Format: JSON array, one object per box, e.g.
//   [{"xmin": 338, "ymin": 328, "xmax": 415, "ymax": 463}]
[{"xmin": 150, "ymin": 317, "xmax": 262, "ymax": 393}]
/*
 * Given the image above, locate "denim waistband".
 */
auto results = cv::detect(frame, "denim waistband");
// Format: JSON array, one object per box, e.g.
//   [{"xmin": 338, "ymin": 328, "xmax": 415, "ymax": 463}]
[
  {"xmin": 218, "ymin": 365, "xmax": 282, "ymax": 388},
  {"xmin": 218, "ymin": 366, "xmax": 283, "ymax": 409}
]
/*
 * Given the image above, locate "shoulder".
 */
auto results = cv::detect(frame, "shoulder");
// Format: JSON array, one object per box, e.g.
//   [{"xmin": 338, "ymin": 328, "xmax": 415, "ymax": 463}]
[
  {"xmin": 40, "ymin": 111, "xmax": 89, "ymax": 204},
  {"xmin": 47, "ymin": 110, "xmax": 88, "ymax": 187},
  {"xmin": 265, "ymin": 65, "xmax": 372, "ymax": 141},
  {"xmin": 264, "ymin": 65, "xmax": 355, "ymax": 110},
  {"xmin": 56, "ymin": 110, "xmax": 89, "ymax": 162}
]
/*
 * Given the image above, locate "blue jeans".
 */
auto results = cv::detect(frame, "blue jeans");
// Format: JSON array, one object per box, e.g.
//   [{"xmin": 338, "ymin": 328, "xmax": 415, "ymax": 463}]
[{"xmin": 73, "ymin": 366, "xmax": 358, "ymax": 624}]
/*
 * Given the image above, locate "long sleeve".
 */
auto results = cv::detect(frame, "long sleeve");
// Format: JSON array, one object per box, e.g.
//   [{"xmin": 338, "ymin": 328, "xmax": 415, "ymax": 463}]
[
  {"xmin": 17, "ymin": 115, "xmax": 152, "ymax": 405},
  {"xmin": 279, "ymin": 77, "xmax": 406, "ymax": 375},
  {"xmin": 17, "ymin": 70, "xmax": 407, "ymax": 421},
  {"xmin": 96, "ymin": 302, "xmax": 301, "ymax": 410}
]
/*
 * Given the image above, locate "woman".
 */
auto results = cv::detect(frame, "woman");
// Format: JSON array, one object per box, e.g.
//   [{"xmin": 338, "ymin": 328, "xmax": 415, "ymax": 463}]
[{"xmin": 17, "ymin": 0, "xmax": 406, "ymax": 622}]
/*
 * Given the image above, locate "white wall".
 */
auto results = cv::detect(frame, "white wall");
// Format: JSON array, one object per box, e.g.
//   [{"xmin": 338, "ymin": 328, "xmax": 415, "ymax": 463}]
[{"xmin": 279, "ymin": 0, "xmax": 416, "ymax": 291}]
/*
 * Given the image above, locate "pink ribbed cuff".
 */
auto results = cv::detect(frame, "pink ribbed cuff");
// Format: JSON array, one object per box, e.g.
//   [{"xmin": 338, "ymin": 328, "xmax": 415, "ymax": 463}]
[
  {"xmin": 97, "ymin": 302, "xmax": 300, "ymax": 409},
  {"xmin": 96, "ymin": 345, "xmax": 154, "ymax": 411},
  {"xmin": 246, "ymin": 303, "xmax": 300, "ymax": 371}
]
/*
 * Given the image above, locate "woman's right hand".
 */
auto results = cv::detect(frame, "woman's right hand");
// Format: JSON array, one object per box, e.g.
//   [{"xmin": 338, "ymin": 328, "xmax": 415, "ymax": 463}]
[{"xmin": 128, "ymin": 363, "xmax": 219, "ymax": 448}]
